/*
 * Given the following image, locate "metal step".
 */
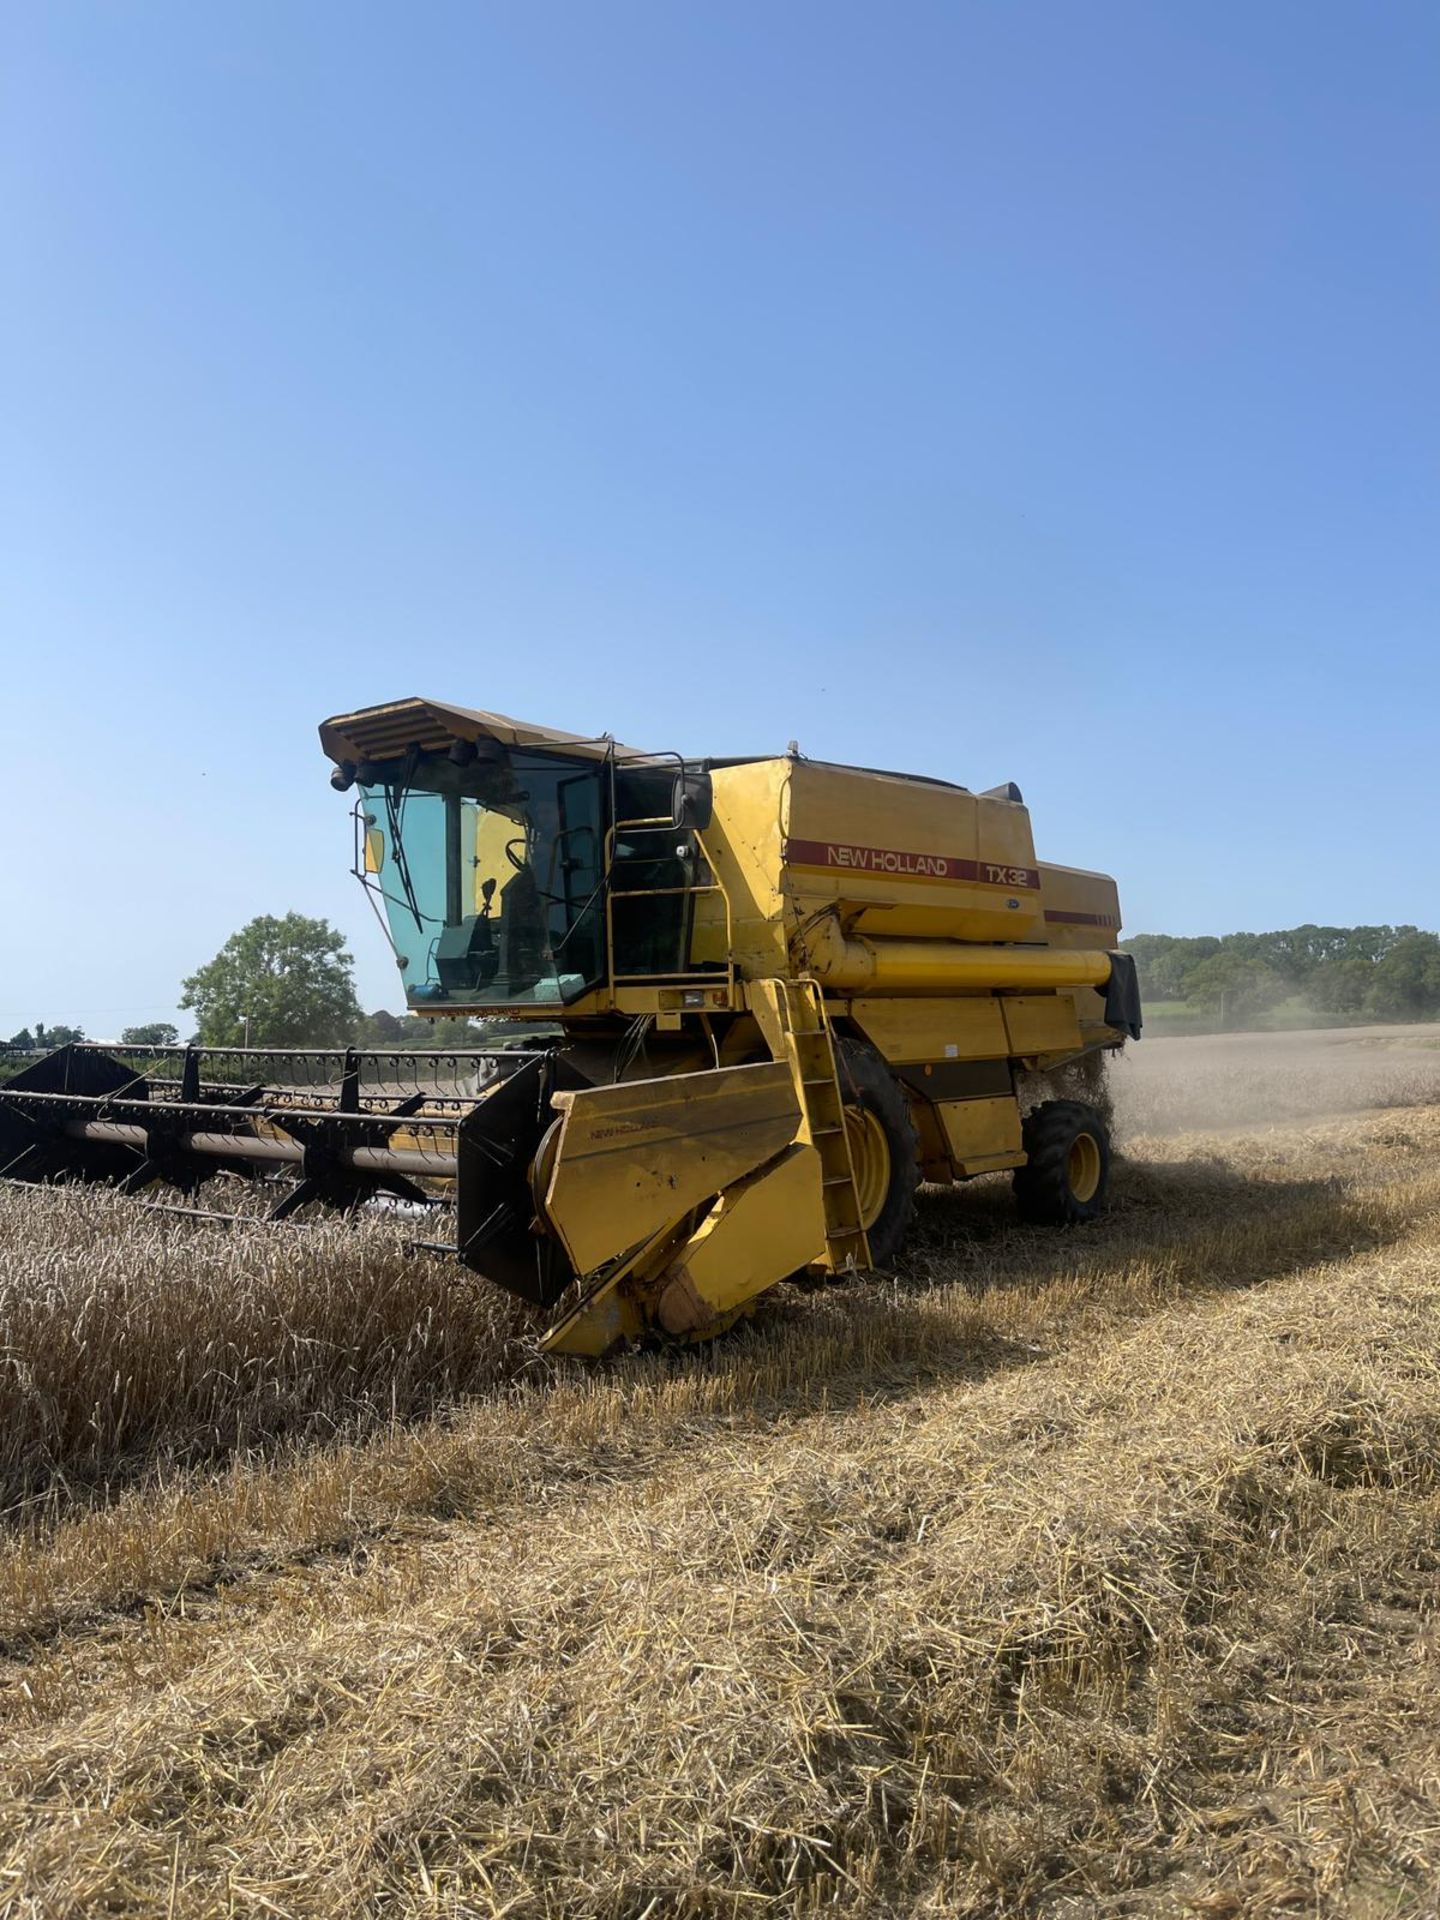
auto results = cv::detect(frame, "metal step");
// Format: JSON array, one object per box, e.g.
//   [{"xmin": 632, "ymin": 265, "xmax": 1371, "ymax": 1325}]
[{"xmin": 750, "ymin": 979, "xmax": 870, "ymax": 1274}]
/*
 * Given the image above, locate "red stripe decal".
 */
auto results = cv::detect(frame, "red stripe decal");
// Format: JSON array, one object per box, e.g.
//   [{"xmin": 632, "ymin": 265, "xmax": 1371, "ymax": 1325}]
[{"xmin": 784, "ymin": 838, "xmax": 1041, "ymax": 891}]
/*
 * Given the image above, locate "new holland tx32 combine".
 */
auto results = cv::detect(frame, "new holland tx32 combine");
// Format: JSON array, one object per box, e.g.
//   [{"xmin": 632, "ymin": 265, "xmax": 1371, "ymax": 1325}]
[{"xmin": 1, "ymin": 698, "xmax": 1140, "ymax": 1354}]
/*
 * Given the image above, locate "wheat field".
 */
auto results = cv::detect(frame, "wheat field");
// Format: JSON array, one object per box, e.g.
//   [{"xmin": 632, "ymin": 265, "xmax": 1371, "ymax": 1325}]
[{"xmin": 2, "ymin": 1030, "xmax": 1439, "ymax": 1917}]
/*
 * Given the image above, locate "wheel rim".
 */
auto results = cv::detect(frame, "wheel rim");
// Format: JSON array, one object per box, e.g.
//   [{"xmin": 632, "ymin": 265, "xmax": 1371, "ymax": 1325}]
[
  {"xmin": 1066, "ymin": 1131, "xmax": 1102, "ymax": 1204},
  {"xmin": 844, "ymin": 1105, "xmax": 892, "ymax": 1231}
]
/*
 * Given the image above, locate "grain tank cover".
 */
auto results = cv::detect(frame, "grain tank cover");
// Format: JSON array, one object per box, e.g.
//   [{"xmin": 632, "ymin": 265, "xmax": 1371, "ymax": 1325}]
[{"xmin": 779, "ymin": 757, "xmax": 1047, "ymax": 944}]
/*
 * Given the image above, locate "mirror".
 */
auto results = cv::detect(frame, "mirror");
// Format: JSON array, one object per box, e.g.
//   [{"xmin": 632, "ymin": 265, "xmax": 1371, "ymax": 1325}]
[
  {"xmin": 364, "ymin": 826, "xmax": 386, "ymax": 874},
  {"xmin": 671, "ymin": 769, "xmax": 713, "ymax": 833}
]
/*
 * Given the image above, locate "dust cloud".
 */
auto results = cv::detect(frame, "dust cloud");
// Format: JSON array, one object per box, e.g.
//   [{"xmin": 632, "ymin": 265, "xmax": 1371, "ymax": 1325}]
[{"xmin": 1107, "ymin": 1024, "xmax": 1440, "ymax": 1140}]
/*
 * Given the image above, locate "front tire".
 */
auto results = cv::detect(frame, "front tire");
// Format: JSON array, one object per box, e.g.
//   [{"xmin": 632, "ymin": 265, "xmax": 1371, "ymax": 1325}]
[
  {"xmin": 1013, "ymin": 1100, "xmax": 1111, "ymax": 1225},
  {"xmin": 835, "ymin": 1038, "xmax": 921, "ymax": 1265}
]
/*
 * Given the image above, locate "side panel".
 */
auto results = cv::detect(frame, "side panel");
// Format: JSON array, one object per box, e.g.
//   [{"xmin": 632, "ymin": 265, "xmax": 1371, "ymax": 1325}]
[
  {"xmin": 782, "ymin": 760, "xmax": 1045, "ymax": 944},
  {"xmin": 1039, "ymin": 862, "xmax": 1123, "ymax": 947},
  {"xmin": 846, "ymin": 996, "xmax": 1009, "ymax": 1063},
  {"xmin": 654, "ymin": 1143, "xmax": 825, "ymax": 1334},
  {"xmin": 937, "ymin": 1096, "xmax": 1024, "ymax": 1172},
  {"xmin": 543, "ymin": 1061, "xmax": 801, "ymax": 1278},
  {"xmin": 999, "ymin": 995, "xmax": 1085, "ymax": 1058},
  {"xmin": 697, "ymin": 760, "xmax": 792, "ymax": 978}
]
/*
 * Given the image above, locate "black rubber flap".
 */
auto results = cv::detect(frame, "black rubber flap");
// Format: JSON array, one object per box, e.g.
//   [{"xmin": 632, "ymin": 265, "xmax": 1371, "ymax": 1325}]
[{"xmin": 1104, "ymin": 952, "xmax": 1143, "ymax": 1041}]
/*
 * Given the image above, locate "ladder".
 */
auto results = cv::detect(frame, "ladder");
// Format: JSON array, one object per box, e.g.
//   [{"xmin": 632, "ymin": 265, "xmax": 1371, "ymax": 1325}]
[{"xmin": 751, "ymin": 978, "xmax": 871, "ymax": 1274}]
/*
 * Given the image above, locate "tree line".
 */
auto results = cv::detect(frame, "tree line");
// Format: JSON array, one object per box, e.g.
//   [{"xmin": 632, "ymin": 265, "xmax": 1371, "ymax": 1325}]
[{"xmin": 1129, "ymin": 924, "xmax": 1440, "ymax": 1024}]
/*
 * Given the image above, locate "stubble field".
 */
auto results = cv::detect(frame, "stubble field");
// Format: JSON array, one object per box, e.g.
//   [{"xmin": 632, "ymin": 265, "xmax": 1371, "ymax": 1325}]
[{"xmin": 2, "ymin": 1027, "xmax": 1440, "ymax": 1918}]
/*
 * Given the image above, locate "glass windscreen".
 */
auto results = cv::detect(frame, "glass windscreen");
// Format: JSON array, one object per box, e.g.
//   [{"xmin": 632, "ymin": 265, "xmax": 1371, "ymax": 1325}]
[{"xmin": 360, "ymin": 749, "xmax": 604, "ymax": 1007}]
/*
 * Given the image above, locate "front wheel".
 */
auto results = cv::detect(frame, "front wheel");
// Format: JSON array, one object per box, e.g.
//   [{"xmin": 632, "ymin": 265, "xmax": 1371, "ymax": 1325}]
[
  {"xmin": 1013, "ymin": 1100, "xmax": 1111, "ymax": 1225},
  {"xmin": 836, "ymin": 1038, "xmax": 921, "ymax": 1265}
]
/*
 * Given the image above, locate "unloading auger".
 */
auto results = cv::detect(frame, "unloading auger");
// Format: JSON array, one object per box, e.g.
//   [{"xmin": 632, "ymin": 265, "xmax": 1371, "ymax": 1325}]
[{"xmin": 1, "ymin": 698, "xmax": 1141, "ymax": 1355}]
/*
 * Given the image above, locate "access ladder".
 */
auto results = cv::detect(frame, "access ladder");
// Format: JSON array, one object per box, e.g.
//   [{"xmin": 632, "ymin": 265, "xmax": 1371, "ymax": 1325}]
[{"xmin": 750, "ymin": 978, "xmax": 871, "ymax": 1275}]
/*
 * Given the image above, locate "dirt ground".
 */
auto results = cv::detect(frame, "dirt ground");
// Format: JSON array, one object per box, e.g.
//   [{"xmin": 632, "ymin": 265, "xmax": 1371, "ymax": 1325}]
[
  {"xmin": 1, "ymin": 1029, "xmax": 1438, "ymax": 1918},
  {"xmin": 1111, "ymin": 1022, "xmax": 1440, "ymax": 1137}
]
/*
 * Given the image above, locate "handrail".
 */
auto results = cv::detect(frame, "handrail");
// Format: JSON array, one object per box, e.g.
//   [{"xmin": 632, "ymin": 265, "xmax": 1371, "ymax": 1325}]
[{"xmin": 603, "ymin": 817, "xmax": 736, "ymax": 994}]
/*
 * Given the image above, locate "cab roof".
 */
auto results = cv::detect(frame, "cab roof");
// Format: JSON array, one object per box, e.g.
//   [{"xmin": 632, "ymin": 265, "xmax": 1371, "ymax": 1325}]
[{"xmin": 318, "ymin": 697, "xmax": 653, "ymax": 769}]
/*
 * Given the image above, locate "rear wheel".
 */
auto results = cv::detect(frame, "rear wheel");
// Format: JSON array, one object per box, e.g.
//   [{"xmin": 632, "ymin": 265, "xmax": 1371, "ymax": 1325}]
[
  {"xmin": 1013, "ymin": 1100, "xmax": 1111, "ymax": 1225},
  {"xmin": 836, "ymin": 1039, "xmax": 920, "ymax": 1265}
]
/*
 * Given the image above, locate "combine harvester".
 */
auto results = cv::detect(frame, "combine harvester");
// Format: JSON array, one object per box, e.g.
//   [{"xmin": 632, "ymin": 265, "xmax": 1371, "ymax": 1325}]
[{"xmin": 1, "ymin": 700, "xmax": 1140, "ymax": 1354}]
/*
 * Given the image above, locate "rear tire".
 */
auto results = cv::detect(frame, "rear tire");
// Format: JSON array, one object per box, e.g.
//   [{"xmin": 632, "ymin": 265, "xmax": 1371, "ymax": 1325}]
[
  {"xmin": 835, "ymin": 1038, "xmax": 921, "ymax": 1265},
  {"xmin": 1013, "ymin": 1100, "xmax": 1111, "ymax": 1225}
]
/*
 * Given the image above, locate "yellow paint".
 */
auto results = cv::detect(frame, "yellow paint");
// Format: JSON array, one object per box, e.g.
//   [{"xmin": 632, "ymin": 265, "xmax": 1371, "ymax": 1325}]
[
  {"xmin": 653, "ymin": 1142, "xmax": 825, "ymax": 1334},
  {"xmin": 542, "ymin": 1141, "xmax": 824, "ymax": 1355},
  {"xmin": 799, "ymin": 915, "xmax": 1113, "ymax": 995},
  {"xmin": 472, "ymin": 808, "xmax": 513, "ymax": 914},
  {"xmin": 847, "ymin": 997, "xmax": 1009, "ymax": 1063},
  {"xmin": 1067, "ymin": 1128, "xmax": 1103, "ymax": 1202},
  {"xmin": 999, "ymin": 995, "xmax": 1085, "ymax": 1057},
  {"xmin": 782, "ymin": 757, "xmax": 1044, "ymax": 944},
  {"xmin": 937, "ymin": 1096, "xmax": 1024, "ymax": 1170},
  {"xmin": 541, "ymin": 1061, "xmax": 801, "ymax": 1279},
  {"xmin": 1038, "ymin": 862, "xmax": 1122, "ymax": 947},
  {"xmin": 748, "ymin": 976, "xmax": 870, "ymax": 1273},
  {"xmin": 695, "ymin": 758, "xmax": 793, "ymax": 980},
  {"xmin": 540, "ymin": 1280, "xmax": 646, "ymax": 1358}
]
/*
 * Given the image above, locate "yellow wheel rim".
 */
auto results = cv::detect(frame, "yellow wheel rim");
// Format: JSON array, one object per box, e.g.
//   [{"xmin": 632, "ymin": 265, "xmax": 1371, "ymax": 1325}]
[
  {"xmin": 844, "ymin": 1105, "xmax": 892, "ymax": 1231},
  {"xmin": 1067, "ymin": 1131, "xmax": 1102, "ymax": 1204}
]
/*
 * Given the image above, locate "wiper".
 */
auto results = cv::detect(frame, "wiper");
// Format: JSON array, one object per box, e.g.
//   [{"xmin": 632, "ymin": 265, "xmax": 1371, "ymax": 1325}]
[{"xmin": 383, "ymin": 782, "xmax": 426, "ymax": 934}]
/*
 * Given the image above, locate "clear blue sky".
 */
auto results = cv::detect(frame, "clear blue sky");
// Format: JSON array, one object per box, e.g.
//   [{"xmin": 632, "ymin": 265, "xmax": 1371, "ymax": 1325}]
[{"xmin": 4, "ymin": 2, "xmax": 1437, "ymax": 1036}]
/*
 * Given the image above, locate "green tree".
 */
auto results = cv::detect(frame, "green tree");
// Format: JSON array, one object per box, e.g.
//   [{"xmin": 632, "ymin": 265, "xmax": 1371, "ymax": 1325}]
[
  {"xmin": 424, "ymin": 1015, "xmax": 498, "ymax": 1046},
  {"xmin": 356, "ymin": 1007, "xmax": 410, "ymax": 1047},
  {"xmin": 355, "ymin": 1009, "xmax": 496, "ymax": 1047},
  {"xmin": 120, "ymin": 1022, "xmax": 180, "ymax": 1047},
  {"xmin": 1363, "ymin": 932, "xmax": 1440, "ymax": 1021},
  {"xmin": 1350, "ymin": 925, "xmax": 1412, "ymax": 966},
  {"xmin": 1309, "ymin": 955, "xmax": 1372, "ymax": 1015},
  {"xmin": 1184, "ymin": 952, "xmax": 1285, "ymax": 1025},
  {"xmin": 181, "ymin": 914, "xmax": 362, "ymax": 1047},
  {"xmin": 34, "ymin": 1022, "xmax": 85, "ymax": 1049},
  {"xmin": 1127, "ymin": 934, "xmax": 1222, "ymax": 1002},
  {"xmin": 1262, "ymin": 925, "xmax": 1366, "ymax": 983},
  {"xmin": 1128, "ymin": 922, "xmax": 1440, "ymax": 1028}
]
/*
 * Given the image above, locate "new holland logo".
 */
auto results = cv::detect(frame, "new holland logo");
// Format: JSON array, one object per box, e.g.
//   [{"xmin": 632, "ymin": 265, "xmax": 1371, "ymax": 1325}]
[
  {"xmin": 827, "ymin": 845, "xmax": 952, "ymax": 876},
  {"xmin": 783, "ymin": 838, "xmax": 1041, "ymax": 891}
]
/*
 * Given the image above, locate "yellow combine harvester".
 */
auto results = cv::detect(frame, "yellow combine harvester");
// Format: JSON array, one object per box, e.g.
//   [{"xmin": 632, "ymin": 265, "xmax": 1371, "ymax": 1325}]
[{"xmin": 0, "ymin": 698, "xmax": 1139, "ymax": 1355}]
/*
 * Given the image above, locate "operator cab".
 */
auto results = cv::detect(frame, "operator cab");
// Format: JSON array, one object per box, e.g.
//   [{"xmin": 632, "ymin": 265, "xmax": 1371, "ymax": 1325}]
[
  {"xmin": 357, "ymin": 746, "xmax": 605, "ymax": 1008},
  {"xmin": 320, "ymin": 698, "xmax": 716, "ymax": 1012}
]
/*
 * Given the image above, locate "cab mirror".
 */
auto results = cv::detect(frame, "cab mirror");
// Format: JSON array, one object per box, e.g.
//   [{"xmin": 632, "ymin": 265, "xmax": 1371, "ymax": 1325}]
[
  {"xmin": 364, "ymin": 827, "xmax": 386, "ymax": 873},
  {"xmin": 672, "ymin": 769, "xmax": 713, "ymax": 833}
]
